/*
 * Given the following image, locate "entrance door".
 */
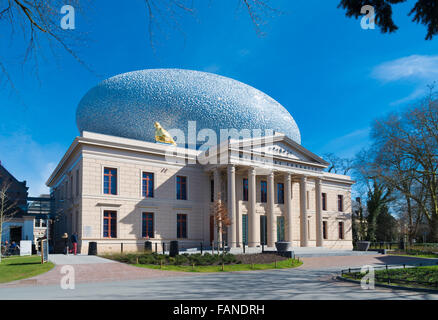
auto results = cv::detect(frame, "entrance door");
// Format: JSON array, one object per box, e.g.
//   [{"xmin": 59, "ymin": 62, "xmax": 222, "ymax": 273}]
[
  {"xmin": 10, "ymin": 226, "xmax": 22, "ymax": 243},
  {"xmin": 260, "ymin": 216, "xmax": 267, "ymax": 245}
]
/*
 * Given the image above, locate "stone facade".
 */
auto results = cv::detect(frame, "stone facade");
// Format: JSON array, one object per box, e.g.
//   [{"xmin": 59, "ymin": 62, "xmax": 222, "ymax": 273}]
[{"xmin": 47, "ymin": 131, "xmax": 354, "ymax": 254}]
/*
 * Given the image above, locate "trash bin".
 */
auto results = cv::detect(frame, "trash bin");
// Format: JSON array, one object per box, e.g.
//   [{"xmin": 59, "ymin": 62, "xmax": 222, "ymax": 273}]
[
  {"xmin": 144, "ymin": 241, "xmax": 152, "ymax": 252},
  {"xmin": 88, "ymin": 242, "xmax": 98, "ymax": 255},
  {"xmin": 169, "ymin": 240, "xmax": 179, "ymax": 257}
]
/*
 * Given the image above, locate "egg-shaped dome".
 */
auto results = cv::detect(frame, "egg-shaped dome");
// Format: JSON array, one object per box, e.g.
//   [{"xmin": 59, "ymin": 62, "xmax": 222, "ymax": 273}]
[{"xmin": 76, "ymin": 69, "xmax": 301, "ymax": 147}]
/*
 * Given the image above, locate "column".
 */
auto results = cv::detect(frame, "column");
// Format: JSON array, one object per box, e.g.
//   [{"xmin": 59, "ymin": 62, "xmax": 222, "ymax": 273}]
[
  {"xmin": 284, "ymin": 173, "xmax": 293, "ymax": 243},
  {"xmin": 214, "ymin": 168, "xmax": 222, "ymax": 244},
  {"xmin": 248, "ymin": 167, "xmax": 257, "ymax": 247},
  {"xmin": 300, "ymin": 176, "xmax": 308, "ymax": 247},
  {"xmin": 227, "ymin": 165, "xmax": 237, "ymax": 248},
  {"xmin": 267, "ymin": 171, "xmax": 276, "ymax": 247},
  {"xmin": 315, "ymin": 178, "xmax": 323, "ymax": 247}
]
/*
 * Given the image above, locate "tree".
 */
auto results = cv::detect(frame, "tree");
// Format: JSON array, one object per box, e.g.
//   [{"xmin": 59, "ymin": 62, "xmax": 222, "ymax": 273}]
[
  {"xmin": 364, "ymin": 179, "xmax": 392, "ymax": 242},
  {"xmin": 338, "ymin": 0, "xmax": 438, "ymax": 40},
  {"xmin": 323, "ymin": 153, "xmax": 354, "ymax": 175},
  {"xmin": 368, "ymin": 91, "xmax": 438, "ymax": 241},
  {"xmin": 375, "ymin": 205, "xmax": 399, "ymax": 242},
  {"xmin": 0, "ymin": 181, "xmax": 19, "ymax": 262},
  {"xmin": 211, "ymin": 192, "xmax": 230, "ymax": 249}
]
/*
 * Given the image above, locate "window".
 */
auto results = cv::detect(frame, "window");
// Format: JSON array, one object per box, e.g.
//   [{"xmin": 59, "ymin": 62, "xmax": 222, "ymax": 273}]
[
  {"xmin": 142, "ymin": 212, "xmax": 154, "ymax": 238},
  {"xmin": 103, "ymin": 168, "xmax": 117, "ymax": 195},
  {"xmin": 242, "ymin": 214, "xmax": 248, "ymax": 245},
  {"xmin": 323, "ymin": 221, "xmax": 328, "ymax": 239},
  {"xmin": 41, "ymin": 219, "xmax": 47, "ymax": 228},
  {"xmin": 260, "ymin": 181, "xmax": 267, "ymax": 203},
  {"xmin": 177, "ymin": 214, "xmax": 187, "ymax": 238},
  {"xmin": 142, "ymin": 172, "xmax": 154, "ymax": 198},
  {"xmin": 103, "ymin": 211, "xmax": 117, "ymax": 238},
  {"xmin": 70, "ymin": 176, "xmax": 73, "ymax": 198},
  {"xmin": 76, "ymin": 169, "xmax": 79, "ymax": 196},
  {"xmin": 210, "ymin": 180, "xmax": 214, "ymax": 202},
  {"xmin": 277, "ymin": 216, "xmax": 285, "ymax": 241},
  {"xmin": 338, "ymin": 195, "xmax": 344, "ymax": 212},
  {"xmin": 277, "ymin": 183, "xmax": 284, "ymax": 204},
  {"xmin": 306, "ymin": 191, "xmax": 310, "ymax": 209},
  {"xmin": 338, "ymin": 221, "xmax": 344, "ymax": 239},
  {"xmin": 34, "ymin": 219, "xmax": 40, "ymax": 227},
  {"xmin": 176, "ymin": 176, "xmax": 187, "ymax": 200},
  {"xmin": 243, "ymin": 178, "xmax": 248, "ymax": 201},
  {"xmin": 322, "ymin": 193, "xmax": 327, "ymax": 211}
]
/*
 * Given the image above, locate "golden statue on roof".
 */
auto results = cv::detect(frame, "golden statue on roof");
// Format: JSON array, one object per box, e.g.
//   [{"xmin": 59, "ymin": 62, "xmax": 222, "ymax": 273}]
[{"xmin": 154, "ymin": 122, "xmax": 176, "ymax": 146}]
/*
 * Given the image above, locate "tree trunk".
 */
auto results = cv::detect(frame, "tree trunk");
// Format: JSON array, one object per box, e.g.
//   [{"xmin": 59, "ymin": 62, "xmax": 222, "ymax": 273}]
[{"xmin": 429, "ymin": 213, "xmax": 438, "ymax": 242}]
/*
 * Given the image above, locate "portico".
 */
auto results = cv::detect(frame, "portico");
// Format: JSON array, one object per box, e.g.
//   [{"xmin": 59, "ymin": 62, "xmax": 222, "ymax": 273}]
[{"xmin": 206, "ymin": 134, "xmax": 353, "ymax": 250}]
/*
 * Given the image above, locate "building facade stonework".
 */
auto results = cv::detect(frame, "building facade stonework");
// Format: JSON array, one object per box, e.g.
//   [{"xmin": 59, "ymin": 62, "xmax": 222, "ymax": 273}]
[{"xmin": 47, "ymin": 131, "xmax": 354, "ymax": 254}]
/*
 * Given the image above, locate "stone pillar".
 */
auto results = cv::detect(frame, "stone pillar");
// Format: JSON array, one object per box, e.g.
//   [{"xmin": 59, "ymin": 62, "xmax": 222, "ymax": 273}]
[
  {"xmin": 227, "ymin": 165, "xmax": 237, "ymax": 248},
  {"xmin": 315, "ymin": 178, "xmax": 323, "ymax": 247},
  {"xmin": 284, "ymin": 173, "xmax": 293, "ymax": 243},
  {"xmin": 214, "ymin": 168, "xmax": 222, "ymax": 244},
  {"xmin": 300, "ymin": 176, "xmax": 308, "ymax": 247},
  {"xmin": 267, "ymin": 171, "xmax": 276, "ymax": 247},
  {"xmin": 248, "ymin": 167, "xmax": 257, "ymax": 247}
]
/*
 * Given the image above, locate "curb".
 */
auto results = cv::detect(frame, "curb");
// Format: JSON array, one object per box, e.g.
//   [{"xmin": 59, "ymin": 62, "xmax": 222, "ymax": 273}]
[{"xmin": 336, "ymin": 275, "xmax": 438, "ymax": 294}]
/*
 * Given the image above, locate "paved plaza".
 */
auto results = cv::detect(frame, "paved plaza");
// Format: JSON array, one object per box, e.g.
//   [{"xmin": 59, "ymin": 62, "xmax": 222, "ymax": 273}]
[{"xmin": 1, "ymin": 254, "xmax": 438, "ymax": 299}]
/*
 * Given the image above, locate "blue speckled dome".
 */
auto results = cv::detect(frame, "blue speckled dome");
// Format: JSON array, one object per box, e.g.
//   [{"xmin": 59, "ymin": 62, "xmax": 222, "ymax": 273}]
[{"xmin": 76, "ymin": 69, "xmax": 301, "ymax": 147}]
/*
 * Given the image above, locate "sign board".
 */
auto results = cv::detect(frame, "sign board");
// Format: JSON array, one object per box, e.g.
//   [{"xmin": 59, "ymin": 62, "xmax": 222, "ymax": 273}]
[
  {"xmin": 41, "ymin": 239, "xmax": 49, "ymax": 263},
  {"xmin": 20, "ymin": 240, "xmax": 32, "ymax": 256}
]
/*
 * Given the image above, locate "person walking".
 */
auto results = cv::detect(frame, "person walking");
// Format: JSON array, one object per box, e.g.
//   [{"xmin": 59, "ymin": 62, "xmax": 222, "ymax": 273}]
[
  {"xmin": 71, "ymin": 232, "xmax": 78, "ymax": 255},
  {"xmin": 62, "ymin": 233, "xmax": 69, "ymax": 255}
]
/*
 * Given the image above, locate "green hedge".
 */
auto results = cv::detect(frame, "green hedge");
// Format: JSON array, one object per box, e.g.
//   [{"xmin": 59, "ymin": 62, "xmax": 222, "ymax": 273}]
[{"xmin": 104, "ymin": 252, "xmax": 239, "ymax": 266}]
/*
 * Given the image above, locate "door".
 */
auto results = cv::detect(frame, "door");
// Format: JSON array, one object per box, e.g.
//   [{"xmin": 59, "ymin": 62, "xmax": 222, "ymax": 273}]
[
  {"xmin": 10, "ymin": 226, "xmax": 22, "ymax": 243},
  {"xmin": 260, "ymin": 216, "xmax": 267, "ymax": 245}
]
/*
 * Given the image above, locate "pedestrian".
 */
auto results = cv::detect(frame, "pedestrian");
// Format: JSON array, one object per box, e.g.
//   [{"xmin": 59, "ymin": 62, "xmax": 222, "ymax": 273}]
[
  {"xmin": 62, "ymin": 233, "xmax": 69, "ymax": 255},
  {"xmin": 71, "ymin": 232, "xmax": 78, "ymax": 255}
]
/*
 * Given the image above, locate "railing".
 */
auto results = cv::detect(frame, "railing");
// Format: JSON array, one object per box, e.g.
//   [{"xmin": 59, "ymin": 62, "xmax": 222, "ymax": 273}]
[{"xmin": 341, "ymin": 261, "xmax": 438, "ymax": 289}]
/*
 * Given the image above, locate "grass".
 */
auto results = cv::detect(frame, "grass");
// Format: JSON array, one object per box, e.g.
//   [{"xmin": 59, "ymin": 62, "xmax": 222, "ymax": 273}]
[
  {"xmin": 0, "ymin": 255, "xmax": 54, "ymax": 284},
  {"xmin": 341, "ymin": 265, "xmax": 438, "ymax": 290},
  {"xmin": 389, "ymin": 252, "xmax": 438, "ymax": 259},
  {"xmin": 132, "ymin": 258, "xmax": 302, "ymax": 272}
]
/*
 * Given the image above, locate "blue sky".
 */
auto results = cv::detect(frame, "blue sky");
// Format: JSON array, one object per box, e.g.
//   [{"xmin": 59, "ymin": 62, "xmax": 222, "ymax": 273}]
[{"xmin": 1, "ymin": 0, "xmax": 437, "ymax": 196}]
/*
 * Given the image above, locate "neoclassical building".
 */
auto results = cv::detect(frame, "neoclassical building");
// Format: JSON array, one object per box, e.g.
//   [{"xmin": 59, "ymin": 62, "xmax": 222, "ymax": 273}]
[{"xmin": 47, "ymin": 69, "xmax": 353, "ymax": 253}]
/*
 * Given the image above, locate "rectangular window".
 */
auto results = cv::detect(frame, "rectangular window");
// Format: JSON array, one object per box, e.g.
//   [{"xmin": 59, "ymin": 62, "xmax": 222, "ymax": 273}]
[
  {"xmin": 323, "ymin": 221, "xmax": 328, "ymax": 239},
  {"xmin": 142, "ymin": 212, "xmax": 154, "ymax": 238},
  {"xmin": 103, "ymin": 168, "xmax": 117, "ymax": 195},
  {"xmin": 76, "ymin": 169, "xmax": 79, "ymax": 196},
  {"xmin": 277, "ymin": 183, "xmax": 284, "ymax": 204},
  {"xmin": 210, "ymin": 180, "xmax": 214, "ymax": 202},
  {"xmin": 70, "ymin": 176, "xmax": 73, "ymax": 198},
  {"xmin": 306, "ymin": 190, "xmax": 310, "ymax": 209},
  {"xmin": 142, "ymin": 172, "xmax": 154, "ymax": 198},
  {"xmin": 322, "ymin": 193, "xmax": 327, "ymax": 211},
  {"xmin": 176, "ymin": 176, "xmax": 187, "ymax": 200},
  {"xmin": 260, "ymin": 181, "xmax": 267, "ymax": 203},
  {"xmin": 277, "ymin": 216, "xmax": 285, "ymax": 241},
  {"xmin": 243, "ymin": 178, "xmax": 248, "ymax": 201},
  {"xmin": 260, "ymin": 215, "xmax": 267, "ymax": 245},
  {"xmin": 338, "ymin": 221, "xmax": 344, "ymax": 240},
  {"xmin": 242, "ymin": 214, "xmax": 248, "ymax": 245},
  {"xmin": 103, "ymin": 211, "xmax": 117, "ymax": 238},
  {"xmin": 338, "ymin": 195, "xmax": 344, "ymax": 212},
  {"xmin": 177, "ymin": 214, "xmax": 187, "ymax": 238},
  {"xmin": 34, "ymin": 219, "xmax": 40, "ymax": 228}
]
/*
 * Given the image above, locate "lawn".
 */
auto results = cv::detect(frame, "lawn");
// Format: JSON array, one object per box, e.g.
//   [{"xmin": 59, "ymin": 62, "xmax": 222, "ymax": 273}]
[
  {"xmin": 389, "ymin": 251, "xmax": 438, "ymax": 259},
  {"xmin": 0, "ymin": 256, "xmax": 54, "ymax": 284},
  {"xmin": 342, "ymin": 265, "xmax": 438, "ymax": 290},
  {"xmin": 133, "ymin": 258, "xmax": 302, "ymax": 272}
]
